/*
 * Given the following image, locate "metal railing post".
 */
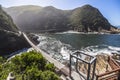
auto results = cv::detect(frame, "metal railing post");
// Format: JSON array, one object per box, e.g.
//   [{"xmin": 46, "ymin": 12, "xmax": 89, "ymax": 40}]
[
  {"xmin": 92, "ymin": 58, "xmax": 97, "ymax": 80},
  {"xmin": 87, "ymin": 63, "xmax": 91, "ymax": 80},
  {"xmin": 76, "ymin": 53, "xmax": 79, "ymax": 72},
  {"xmin": 69, "ymin": 54, "xmax": 72, "ymax": 78},
  {"xmin": 118, "ymin": 71, "xmax": 120, "ymax": 80},
  {"xmin": 96, "ymin": 76, "xmax": 98, "ymax": 80}
]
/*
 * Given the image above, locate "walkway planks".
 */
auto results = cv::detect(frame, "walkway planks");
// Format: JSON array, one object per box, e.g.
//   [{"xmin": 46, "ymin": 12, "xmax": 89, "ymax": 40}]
[
  {"xmin": 23, "ymin": 32, "xmax": 85, "ymax": 80},
  {"xmin": 23, "ymin": 33, "xmax": 65, "ymax": 69}
]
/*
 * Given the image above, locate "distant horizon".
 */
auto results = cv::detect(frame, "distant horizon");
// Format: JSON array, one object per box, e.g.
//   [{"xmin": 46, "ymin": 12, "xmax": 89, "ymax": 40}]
[{"xmin": 0, "ymin": 0, "xmax": 120, "ymax": 26}]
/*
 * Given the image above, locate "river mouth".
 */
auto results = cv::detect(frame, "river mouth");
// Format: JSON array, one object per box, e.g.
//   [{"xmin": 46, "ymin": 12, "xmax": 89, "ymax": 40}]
[{"xmin": 35, "ymin": 33, "xmax": 120, "ymax": 64}]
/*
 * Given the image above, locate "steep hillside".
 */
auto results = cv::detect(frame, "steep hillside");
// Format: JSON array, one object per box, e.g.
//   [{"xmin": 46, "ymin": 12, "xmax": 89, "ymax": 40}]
[
  {"xmin": 0, "ymin": 5, "xmax": 18, "ymax": 32},
  {"xmin": 4, "ymin": 5, "xmax": 115, "ymax": 33},
  {"xmin": 4, "ymin": 5, "xmax": 70, "ymax": 32},
  {"xmin": 70, "ymin": 5, "xmax": 113, "ymax": 32},
  {"xmin": 0, "ymin": 5, "xmax": 30, "ymax": 56},
  {"xmin": 4, "ymin": 5, "xmax": 42, "ymax": 24}
]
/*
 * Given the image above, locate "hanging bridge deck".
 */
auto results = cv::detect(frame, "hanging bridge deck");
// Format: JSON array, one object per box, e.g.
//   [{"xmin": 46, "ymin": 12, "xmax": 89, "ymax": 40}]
[{"xmin": 22, "ymin": 32, "xmax": 85, "ymax": 80}]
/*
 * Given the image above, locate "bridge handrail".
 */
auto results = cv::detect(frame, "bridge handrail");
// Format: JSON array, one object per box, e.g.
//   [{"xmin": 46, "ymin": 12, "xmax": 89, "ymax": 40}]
[
  {"xmin": 22, "ymin": 32, "xmax": 65, "ymax": 69},
  {"xmin": 22, "ymin": 32, "xmax": 87, "ymax": 80},
  {"xmin": 96, "ymin": 68, "xmax": 120, "ymax": 80},
  {"xmin": 96, "ymin": 56, "xmax": 120, "ymax": 80}
]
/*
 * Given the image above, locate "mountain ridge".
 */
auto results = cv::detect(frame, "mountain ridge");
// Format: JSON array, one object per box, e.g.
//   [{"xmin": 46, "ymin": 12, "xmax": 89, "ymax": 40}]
[{"xmin": 4, "ymin": 4, "xmax": 116, "ymax": 33}]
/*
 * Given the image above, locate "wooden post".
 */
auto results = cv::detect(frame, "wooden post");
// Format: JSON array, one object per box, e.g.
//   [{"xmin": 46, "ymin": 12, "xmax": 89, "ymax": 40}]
[
  {"xmin": 118, "ymin": 71, "xmax": 120, "ymax": 80},
  {"xmin": 96, "ymin": 76, "xmax": 98, "ymax": 80}
]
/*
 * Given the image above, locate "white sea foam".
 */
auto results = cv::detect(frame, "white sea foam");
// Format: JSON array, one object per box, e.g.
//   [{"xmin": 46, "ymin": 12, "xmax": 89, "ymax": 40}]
[
  {"xmin": 60, "ymin": 47, "xmax": 71, "ymax": 60},
  {"xmin": 36, "ymin": 34, "xmax": 73, "ymax": 63},
  {"xmin": 108, "ymin": 46, "xmax": 120, "ymax": 51},
  {"xmin": 55, "ymin": 30, "xmax": 81, "ymax": 34},
  {"xmin": 62, "ymin": 30, "xmax": 81, "ymax": 34},
  {"xmin": 55, "ymin": 30, "xmax": 103, "ymax": 34},
  {"xmin": 81, "ymin": 45, "xmax": 120, "ymax": 56},
  {"xmin": 36, "ymin": 34, "xmax": 120, "ymax": 63}
]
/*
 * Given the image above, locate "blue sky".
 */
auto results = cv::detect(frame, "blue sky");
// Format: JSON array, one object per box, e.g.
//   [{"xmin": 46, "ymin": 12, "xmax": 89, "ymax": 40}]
[{"xmin": 0, "ymin": 0, "xmax": 120, "ymax": 26}]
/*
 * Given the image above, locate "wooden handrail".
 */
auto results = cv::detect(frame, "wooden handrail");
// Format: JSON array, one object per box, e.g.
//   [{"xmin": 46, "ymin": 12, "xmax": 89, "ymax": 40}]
[
  {"xmin": 98, "ymin": 74, "xmax": 118, "ymax": 80},
  {"xmin": 97, "ymin": 68, "xmax": 120, "ymax": 77},
  {"xmin": 108, "ymin": 56, "xmax": 120, "ymax": 70},
  {"xmin": 96, "ymin": 56, "xmax": 120, "ymax": 80},
  {"xmin": 110, "ymin": 57, "xmax": 120, "ymax": 67}
]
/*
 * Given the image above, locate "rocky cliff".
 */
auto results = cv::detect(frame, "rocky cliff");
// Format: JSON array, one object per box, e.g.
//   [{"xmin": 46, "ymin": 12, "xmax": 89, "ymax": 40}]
[{"xmin": 0, "ymin": 5, "xmax": 30, "ymax": 56}]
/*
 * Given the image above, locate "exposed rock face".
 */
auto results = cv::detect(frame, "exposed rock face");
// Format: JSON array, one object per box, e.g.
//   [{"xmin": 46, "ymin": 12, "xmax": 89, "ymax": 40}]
[
  {"xmin": 4, "ymin": 5, "xmax": 116, "ymax": 33},
  {"xmin": 0, "ymin": 5, "xmax": 30, "ymax": 56},
  {"xmin": 95, "ymin": 55, "xmax": 112, "ymax": 75},
  {"xmin": 77, "ymin": 54, "xmax": 112, "ymax": 75}
]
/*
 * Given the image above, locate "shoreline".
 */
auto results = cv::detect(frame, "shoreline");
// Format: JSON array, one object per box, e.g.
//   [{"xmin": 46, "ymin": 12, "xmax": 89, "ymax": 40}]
[{"xmin": 55, "ymin": 30, "xmax": 120, "ymax": 35}]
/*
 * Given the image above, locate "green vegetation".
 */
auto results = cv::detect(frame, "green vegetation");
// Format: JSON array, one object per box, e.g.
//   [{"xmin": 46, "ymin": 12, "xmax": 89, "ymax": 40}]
[
  {"xmin": 4, "ymin": 4, "xmax": 115, "ymax": 33},
  {"xmin": 0, "ymin": 51, "xmax": 60, "ymax": 80},
  {"xmin": 70, "ymin": 5, "xmax": 112, "ymax": 32},
  {"xmin": 4, "ymin": 6, "xmax": 69, "ymax": 32},
  {"xmin": 0, "ymin": 5, "xmax": 18, "ymax": 32},
  {"xmin": 0, "ymin": 5, "xmax": 30, "ymax": 56}
]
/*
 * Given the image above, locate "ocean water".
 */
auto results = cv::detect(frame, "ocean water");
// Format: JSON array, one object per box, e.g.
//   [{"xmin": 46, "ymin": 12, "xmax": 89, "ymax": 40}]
[{"xmin": 35, "ymin": 32, "xmax": 120, "ymax": 62}]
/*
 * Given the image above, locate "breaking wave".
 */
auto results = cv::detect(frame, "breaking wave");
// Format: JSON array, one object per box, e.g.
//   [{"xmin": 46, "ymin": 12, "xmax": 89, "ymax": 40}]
[
  {"xmin": 36, "ymin": 34, "xmax": 73, "ymax": 63},
  {"xmin": 81, "ymin": 45, "xmax": 120, "ymax": 56},
  {"xmin": 35, "ymin": 34, "xmax": 120, "ymax": 63}
]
